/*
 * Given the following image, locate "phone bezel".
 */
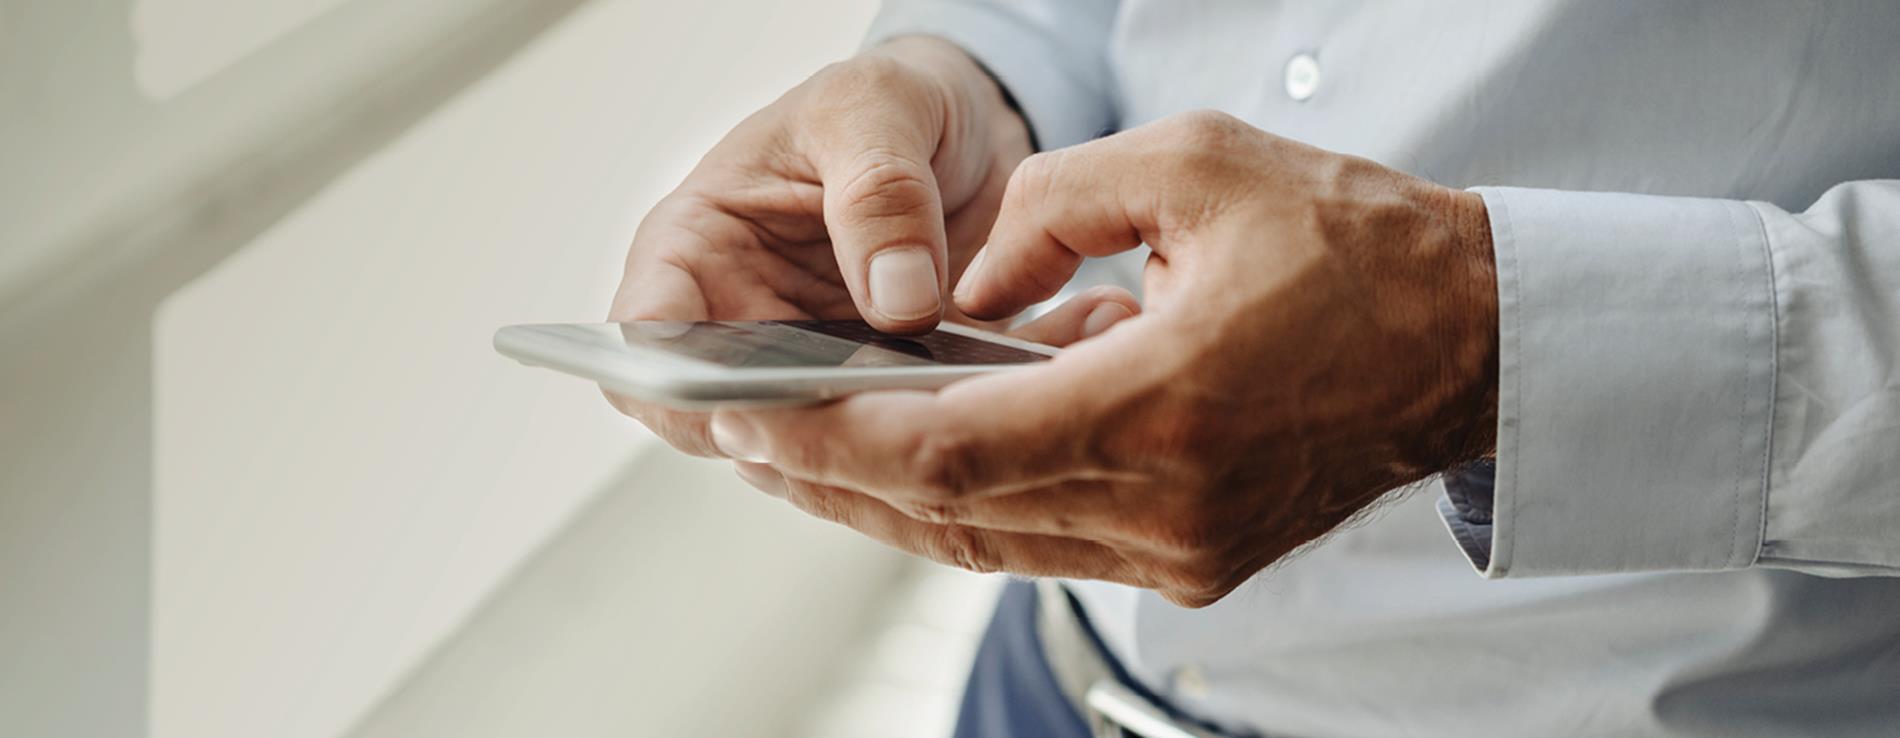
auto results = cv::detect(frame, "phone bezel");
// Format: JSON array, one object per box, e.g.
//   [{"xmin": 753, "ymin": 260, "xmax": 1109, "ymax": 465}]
[{"xmin": 494, "ymin": 320, "xmax": 1059, "ymax": 408}]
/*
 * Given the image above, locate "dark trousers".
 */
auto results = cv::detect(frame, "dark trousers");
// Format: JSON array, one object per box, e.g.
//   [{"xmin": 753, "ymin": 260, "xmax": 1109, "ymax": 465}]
[{"xmin": 951, "ymin": 580, "xmax": 1094, "ymax": 738}]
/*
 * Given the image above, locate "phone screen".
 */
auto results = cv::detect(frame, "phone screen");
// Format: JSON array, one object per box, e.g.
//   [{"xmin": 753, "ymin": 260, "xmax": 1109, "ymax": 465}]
[{"xmin": 617, "ymin": 320, "xmax": 1050, "ymax": 368}]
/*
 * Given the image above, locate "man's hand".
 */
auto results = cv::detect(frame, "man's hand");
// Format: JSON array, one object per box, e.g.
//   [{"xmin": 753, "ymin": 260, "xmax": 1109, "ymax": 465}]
[
  {"xmin": 712, "ymin": 111, "xmax": 1499, "ymax": 607},
  {"xmin": 606, "ymin": 37, "xmax": 1035, "ymax": 456}
]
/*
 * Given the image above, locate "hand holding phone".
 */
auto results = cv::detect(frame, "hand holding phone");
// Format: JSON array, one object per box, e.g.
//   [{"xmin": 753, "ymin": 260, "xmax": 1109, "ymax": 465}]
[
  {"xmin": 585, "ymin": 37, "xmax": 1053, "ymax": 454},
  {"xmin": 498, "ymin": 285, "xmax": 1138, "ymax": 410}
]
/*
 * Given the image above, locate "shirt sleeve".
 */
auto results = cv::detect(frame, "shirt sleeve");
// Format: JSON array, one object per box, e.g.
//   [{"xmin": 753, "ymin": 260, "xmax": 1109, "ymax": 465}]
[
  {"xmin": 861, "ymin": 0, "xmax": 1121, "ymax": 150},
  {"xmin": 1437, "ymin": 181, "xmax": 1900, "ymax": 579}
]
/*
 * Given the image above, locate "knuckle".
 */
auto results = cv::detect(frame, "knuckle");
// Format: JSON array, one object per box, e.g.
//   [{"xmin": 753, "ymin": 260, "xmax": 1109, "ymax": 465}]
[
  {"xmin": 802, "ymin": 58, "xmax": 938, "ymax": 153},
  {"xmin": 928, "ymin": 525, "xmax": 998, "ymax": 573},
  {"xmin": 1005, "ymin": 151, "xmax": 1061, "ymax": 206},
  {"xmin": 1171, "ymin": 109, "xmax": 1247, "ymax": 145},
  {"xmin": 812, "ymin": 56, "xmax": 913, "ymax": 98},
  {"xmin": 783, "ymin": 480, "xmax": 847, "ymax": 524},
  {"xmin": 1164, "ymin": 111, "xmax": 1255, "ymax": 176},
  {"xmin": 833, "ymin": 152, "xmax": 937, "ymax": 225},
  {"xmin": 899, "ymin": 500, "xmax": 962, "ymax": 526},
  {"xmin": 1008, "ymin": 151, "xmax": 1054, "ymax": 188}
]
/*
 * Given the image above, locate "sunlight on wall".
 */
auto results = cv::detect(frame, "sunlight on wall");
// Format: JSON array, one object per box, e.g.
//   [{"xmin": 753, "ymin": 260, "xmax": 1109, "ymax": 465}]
[
  {"xmin": 149, "ymin": 1, "xmax": 880, "ymax": 737},
  {"xmin": 133, "ymin": 0, "xmax": 354, "ymax": 99}
]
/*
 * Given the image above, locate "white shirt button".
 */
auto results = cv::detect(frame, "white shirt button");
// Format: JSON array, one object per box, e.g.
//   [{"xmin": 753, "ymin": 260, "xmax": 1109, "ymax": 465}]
[
  {"xmin": 1283, "ymin": 52, "xmax": 1321, "ymax": 102},
  {"xmin": 1173, "ymin": 664, "xmax": 1210, "ymax": 700}
]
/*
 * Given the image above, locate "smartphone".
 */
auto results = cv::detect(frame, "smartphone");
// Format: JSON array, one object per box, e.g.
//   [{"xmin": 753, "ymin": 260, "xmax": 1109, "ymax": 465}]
[{"xmin": 493, "ymin": 320, "xmax": 1056, "ymax": 408}]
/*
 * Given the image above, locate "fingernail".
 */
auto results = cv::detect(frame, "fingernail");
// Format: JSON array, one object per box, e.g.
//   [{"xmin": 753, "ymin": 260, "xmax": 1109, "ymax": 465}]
[
  {"xmin": 1082, "ymin": 302, "xmax": 1135, "ymax": 338},
  {"xmin": 710, "ymin": 415, "xmax": 769, "ymax": 462},
  {"xmin": 868, "ymin": 247, "xmax": 941, "ymax": 321},
  {"xmin": 954, "ymin": 246, "xmax": 990, "ymax": 303},
  {"xmin": 733, "ymin": 462, "xmax": 787, "ymax": 498}
]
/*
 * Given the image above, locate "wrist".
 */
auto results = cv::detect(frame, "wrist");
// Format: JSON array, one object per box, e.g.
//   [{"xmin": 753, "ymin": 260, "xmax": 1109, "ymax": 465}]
[{"xmin": 1442, "ymin": 188, "xmax": 1500, "ymax": 464}]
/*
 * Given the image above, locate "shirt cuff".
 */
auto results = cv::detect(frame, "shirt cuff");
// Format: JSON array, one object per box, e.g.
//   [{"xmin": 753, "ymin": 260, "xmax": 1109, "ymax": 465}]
[
  {"xmin": 862, "ymin": 0, "xmax": 1117, "ymax": 150},
  {"xmin": 1440, "ymin": 187, "xmax": 1777, "ymax": 578}
]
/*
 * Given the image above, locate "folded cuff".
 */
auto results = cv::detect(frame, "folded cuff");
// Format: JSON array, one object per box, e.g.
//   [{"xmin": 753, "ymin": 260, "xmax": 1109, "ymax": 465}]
[{"xmin": 1446, "ymin": 187, "xmax": 1776, "ymax": 578}]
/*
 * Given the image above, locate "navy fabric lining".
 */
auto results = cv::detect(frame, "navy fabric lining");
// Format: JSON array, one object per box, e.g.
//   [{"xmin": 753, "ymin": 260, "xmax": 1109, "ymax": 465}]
[
  {"xmin": 1441, "ymin": 460, "xmax": 1500, "ymax": 570},
  {"xmin": 954, "ymin": 580, "xmax": 1253, "ymax": 738}
]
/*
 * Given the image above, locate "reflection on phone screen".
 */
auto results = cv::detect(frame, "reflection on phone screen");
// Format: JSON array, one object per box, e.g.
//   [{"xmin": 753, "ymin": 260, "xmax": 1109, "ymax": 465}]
[{"xmin": 616, "ymin": 320, "xmax": 1049, "ymax": 368}]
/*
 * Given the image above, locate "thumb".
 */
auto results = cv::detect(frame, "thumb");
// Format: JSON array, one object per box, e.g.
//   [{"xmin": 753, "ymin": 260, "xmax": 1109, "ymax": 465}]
[
  {"xmin": 820, "ymin": 147, "xmax": 949, "ymax": 333},
  {"xmin": 953, "ymin": 149, "xmax": 1148, "ymax": 320},
  {"xmin": 804, "ymin": 66, "xmax": 951, "ymax": 334}
]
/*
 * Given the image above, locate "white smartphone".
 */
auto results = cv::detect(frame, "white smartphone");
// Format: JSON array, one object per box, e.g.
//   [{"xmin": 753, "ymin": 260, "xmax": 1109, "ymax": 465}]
[{"xmin": 493, "ymin": 320, "xmax": 1057, "ymax": 409}]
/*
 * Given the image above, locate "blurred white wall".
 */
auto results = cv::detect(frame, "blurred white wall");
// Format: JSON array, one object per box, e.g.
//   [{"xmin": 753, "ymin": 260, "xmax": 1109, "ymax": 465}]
[
  {"xmin": 1, "ymin": 0, "xmax": 907, "ymax": 736},
  {"xmin": 7, "ymin": 1, "xmax": 586, "ymax": 734},
  {"xmin": 339, "ymin": 447, "xmax": 925, "ymax": 738}
]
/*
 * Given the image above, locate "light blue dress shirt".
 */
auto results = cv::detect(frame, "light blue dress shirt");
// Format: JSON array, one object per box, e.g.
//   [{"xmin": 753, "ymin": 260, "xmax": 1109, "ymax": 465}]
[{"xmin": 866, "ymin": 1, "xmax": 1900, "ymax": 736}]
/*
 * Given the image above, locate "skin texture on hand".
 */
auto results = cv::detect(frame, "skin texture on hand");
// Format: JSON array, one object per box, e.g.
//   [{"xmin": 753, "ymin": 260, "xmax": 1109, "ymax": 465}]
[
  {"xmin": 604, "ymin": 37, "xmax": 1034, "ymax": 457},
  {"xmin": 716, "ymin": 111, "xmax": 1500, "ymax": 608}
]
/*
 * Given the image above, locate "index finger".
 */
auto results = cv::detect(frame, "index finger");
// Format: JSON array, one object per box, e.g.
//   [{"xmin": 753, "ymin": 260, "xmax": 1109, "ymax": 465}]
[{"xmin": 954, "ymin": 146, "xmax": 1148, "ymax": 321}]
